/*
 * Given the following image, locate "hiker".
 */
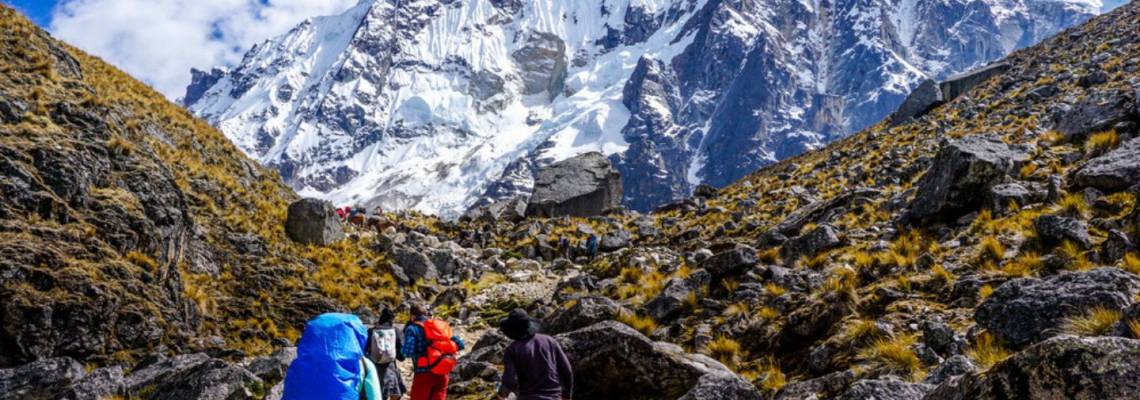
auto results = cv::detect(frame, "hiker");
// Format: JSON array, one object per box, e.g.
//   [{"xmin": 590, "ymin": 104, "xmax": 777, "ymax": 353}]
[
  {"xmin": 558, "ymin": 237, "xmax": 570, "ymax": 259},
  {"xmin": 496, "ymin": 309, "xmax": 573, "ymax": 400},
  {"xmin": 367, "ymin": 308, "xmax": 407, "ymax": 398},
  {"xmin": 283, "ymin": 313, "xmax": 383, "ymax": 400},
  {"xmin": 403, "ymin": 304, "xmax": 465, "ymax": 400},
  {"xmin": 585, "ymin": 234, "xmax": 598, "ymax": 261},
  {"xmin": 337, "ymin": 207, "xmax": 347, "ymax": 222},
  {"xmin": 472, "ymin": 229, "xmax": 484, "ymax": 249}
]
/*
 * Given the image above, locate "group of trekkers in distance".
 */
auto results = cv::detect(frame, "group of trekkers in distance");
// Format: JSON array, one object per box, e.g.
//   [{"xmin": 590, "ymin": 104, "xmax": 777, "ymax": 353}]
[
  {"xmin": 282, "ymin": 304, "xmax": 574, "ymax": 400},
  {"xmin": 337, "ymin": 205, "xmax": 392, "ymax": 232}
]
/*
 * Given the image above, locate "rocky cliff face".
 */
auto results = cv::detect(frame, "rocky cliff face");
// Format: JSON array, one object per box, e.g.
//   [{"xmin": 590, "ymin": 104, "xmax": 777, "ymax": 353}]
[{"xmin": 183, "ymin": 0, "xmax": 1099, "ymax": 216}]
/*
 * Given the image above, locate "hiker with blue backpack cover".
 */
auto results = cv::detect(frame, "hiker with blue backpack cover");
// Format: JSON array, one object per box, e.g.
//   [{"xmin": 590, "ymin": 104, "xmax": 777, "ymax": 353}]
[{"xmin": 282, "ymin": 313, "xmax": 384, "ymax": 400}]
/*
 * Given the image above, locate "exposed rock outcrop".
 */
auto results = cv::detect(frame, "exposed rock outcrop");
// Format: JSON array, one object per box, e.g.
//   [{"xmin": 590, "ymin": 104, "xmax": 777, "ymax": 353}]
[
  {"xmin": 1072, "ymin": 137, "xmax": 1140, "ymax": 192},
  {"xmin": 526, "ymin": 152, "xmax": 623, "ymax": 218},
  {"xmin": 284, "ymin": 198, "xmax": 344, "ymax": 245},
  {"xmin": 974, "ymin": 268, "xmax": 1140, "ymax": 347},
  {"xmin": 904, "ymin": 136, "xmax": 1030, "ymax": 224}
]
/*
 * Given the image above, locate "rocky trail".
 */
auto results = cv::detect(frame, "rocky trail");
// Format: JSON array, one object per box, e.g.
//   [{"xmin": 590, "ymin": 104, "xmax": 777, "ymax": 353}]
[{"xmin": 3, "ymin": 2, "xmax": 1140, "ymax": 400}]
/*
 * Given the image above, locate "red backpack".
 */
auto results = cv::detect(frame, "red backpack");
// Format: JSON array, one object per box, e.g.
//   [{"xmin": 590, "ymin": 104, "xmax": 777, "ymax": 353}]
[{"xmin": 413, "ymin": 319, "xmax": 459, "ymax": 375}]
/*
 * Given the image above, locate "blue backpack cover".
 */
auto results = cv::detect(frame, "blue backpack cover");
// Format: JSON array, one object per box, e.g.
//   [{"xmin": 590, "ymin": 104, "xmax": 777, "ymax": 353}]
[{"xmin": 283, "ymin": 313, "xmax": 369, "ymax": 400}]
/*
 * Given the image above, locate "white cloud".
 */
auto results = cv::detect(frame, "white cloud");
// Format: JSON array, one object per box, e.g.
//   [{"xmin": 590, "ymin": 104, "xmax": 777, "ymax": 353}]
[{"xmin": 50, "ymin": 0, "xmax": 359, "ymax": 99}]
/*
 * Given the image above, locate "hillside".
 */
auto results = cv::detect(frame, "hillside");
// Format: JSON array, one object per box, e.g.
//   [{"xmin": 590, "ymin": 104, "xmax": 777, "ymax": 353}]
[
  {"xmin": 2, "ymin": 1, "xmax": 1140, "ymax": 399},
  {"xmin": 0, "ymin": 4, "xmax": 400, "ymax": 370}
]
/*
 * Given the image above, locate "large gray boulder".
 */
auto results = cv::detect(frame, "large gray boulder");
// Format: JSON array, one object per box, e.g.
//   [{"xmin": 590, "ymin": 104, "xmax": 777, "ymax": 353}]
[
  {"xmin": 1073, "ymin": 137, "xmax": 1140, "ymax": 192},
  {"xmin": 644, "ymin": 269, "xmax": 711, "ymax": 321},
  {"xmin": 545, "ymin": 295, "xmax": 626, "ymax": 335},
  {"xmin": 677, "ymin": 370, "xmax": 764, "ymax": 400},
  {"xmin": 698, "ymin": 244, "xmax": 758, "ymax": 278},
  {"xmin": 923, "ymin": 336, "xmax": 1140, "ymax": 400},
  {"xmin": 781, "ymin": 224, "xmax": 842, "ymax": 265},
  {"xmin": 974, "ymin": 268, "xmax": 1140, "ymax": 347},
  {"xmin": 1034, "ymin": 214, "xmax": 1092, "ymax": 248},
  {"xmin": 393, "ymin": 246, "xmax": 439, "ymax": 282},
  {"xmin": 837, "ymin": 379, "xmax": 933, "ymax": 400},
  {"xmin": 526, "ymin": 152, "xmax": 623, "ymax": 218},
  {"xmin": 892, "ymin": 79, "xmax": 944, "ymax": 123},
  {"xmin": 124, "ymin": 354, "xmax": 261, "ymax": 400},
  {"xmin": 557, "ymin": 321, "xmax": 752, "ymax": 400},
  {"xmin": 904, "ymin": 136, "xmax": 1030, "ymax": 224},
  {"xmin": 1052, "ymin": 88, "xmax": 1137, "ymax": 140},
  {"xmin": 284, "ymin": 198, "xmax": 344, "ymax": 245},
  {"xmin": 938, "ymin": 62, "xmax": 1010, "ymax": 100},
  {"xmin": 462, "ymin": 196, "xmax": 528, "ymax": 223},
  {"xmin": 0, "ymin": 357, "xmax": 86, "ymax": 400}
]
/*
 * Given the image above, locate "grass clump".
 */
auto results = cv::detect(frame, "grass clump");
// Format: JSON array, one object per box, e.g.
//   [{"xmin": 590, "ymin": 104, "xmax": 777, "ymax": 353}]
[
  {"xmin": 1129, "ymin": 319, "xmax": 1140, "ymax": 339},
  {"xmin": 967, "ymin": 332, "xmax": 1011, "ymax": 370},
  {"xmin": 617, "ymin": 311, "xmax": 657, "ymax": 336},
  {"xmin": 757, "ymin": 358, "xmax": 786, "ymax": 391},
  {"xmin": 1001, "ymin": 252, "xmax": 1042, "ymax": 277},
  {"xmin": 1058, "ymin": 241, "xmax": 1093, "ymax": 271},
  {"xmin": 764, "ymin": 283, "xmax": 787, "ymax": 297},
  {"xmin": 1085, "ymin": 130, "xmax": 1119, "ymax": 156},
  {"xmin": 978, "ymin": 284, "xmax": 995, "ymax": 300},
  {"xmin": 1056, "ymin": 193, "xmax": 1090, "ymax": 219},
  {"xmin": 857, "ymin": 334, "xmax": 923, "ymax": 380},
  {"xmin": 707, "ymin": 336, "xmax": 742, "ymax": 368},
  {"xmin": 1123, "ymin": 253, "xmax": 1140, "ymax": 275},
  {"xmin": 977, "ymin": 236, "xmax": 1006, "ymax": 263},
  {"xmin": 1061, "ymin": 306, "xmax": 1121, "ymax": 336}
]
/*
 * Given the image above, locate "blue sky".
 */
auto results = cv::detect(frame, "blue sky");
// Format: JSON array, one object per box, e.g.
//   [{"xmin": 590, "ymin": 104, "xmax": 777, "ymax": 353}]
[
  {"xmin": 3, "ymin": 0, "xmax": 55, "ymax": 27},
  {"xmin": 2, "ymin": 0, "xmax": 357, "ymax": 98}
]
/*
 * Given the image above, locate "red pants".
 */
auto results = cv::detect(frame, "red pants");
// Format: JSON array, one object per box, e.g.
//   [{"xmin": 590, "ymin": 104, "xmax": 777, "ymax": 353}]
[{"xmin": 408, "ymin": 372, "xmax": 449, "ymax": 400}]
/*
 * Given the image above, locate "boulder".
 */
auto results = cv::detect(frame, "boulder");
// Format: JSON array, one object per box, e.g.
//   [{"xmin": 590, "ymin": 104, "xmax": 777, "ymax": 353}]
[
  {"xmin": 974, "ymin": 268, "xmax": 1140, "ymax": 347},
  {"xmin": 245, "ymin": 347, "xmax": 296, "ymax": 383},
  {"xmin": 837, "ymin": 379, "xmax": 933, "ymax": 400},
  {"xmin": 644, "ymin": 269, "xmax": 711, "ymax": 321},
  {"xmin": 693, "ymin": 184, "xmax": 719, "ymax": 199},
  {"xmin": 1053, "ymin": 88, "xmax": 1137, "ymax": 140},
  {"xmin": 526, "ymin": 152, "xmax": 623, "ymax": 218},
  {"xmin": 677, "ymin": 370, "xmax": 764, "ymax": 400},
  {"xmin": 464, "ymin": 330, "xmax": 512, "ymax": 364},
  {"xmin": 781, "ymin": 224, "xmax": 842, "ymax": 265},
  {"xmin": 557, "ymin": 321, "xmax": 743, "ymax": 399},
  {"xmin": 924, "ymin": 336, "xmax": 1140, "ymax": 400},
  {"xmin": 284, "ymin": 198, "xmax": 344, "ymax": 245},
  {"xmin": 892, "ymin": 79, "xmax": 944, "ymax": 123},
  {"xmin": 939, "ymin": 62, "xmax": 1010, "ymax": 100},
  {"xmin": 463, "ymin": 196, "xmax": 527, "ymax": 223},
  {"xmin": 393, "ymin": 247, "xmax": 438, "ymax": 282},
  {"xmin": 904, "ymin": 136, "xmax": 1030, "ymax": 224},
  {"xmin": 0, "ymin": 357, "xmax": 85, "ymax": 400},
  {"xmin": 923, "ymin": 355, "xmax": 976, "ymax": 386},
  {"xmin": 125, "ymin": 354, "xmax": 261, "ymax": 400},
  {"xmin": 58, "ymin": 365, "xmax": 125, "ymax": 400},
  {"xmin": 1072, "ymin": 137, "xmax": 1140, "ymax": 192},
  {"xmin": 776, "ymin": 370, "xmax": 856, "ymax": 400},
  {"xmin": 546, "ymin": 295, "xmax": 626, "ymax": 334},
  {"xmin": 599, "ymin": 228, "xmax": 632, "ymax": 252},
  {"xmin": 698, "ymin": 244, "xmax": 757, "ymax": 278},
  {"xmin": 1034, "ymin": 214, "xmax": 1092, "ymax": 248}
]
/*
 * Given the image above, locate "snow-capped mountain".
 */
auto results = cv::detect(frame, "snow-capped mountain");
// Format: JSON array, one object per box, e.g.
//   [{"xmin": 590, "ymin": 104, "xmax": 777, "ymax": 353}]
[{"xmin": 183, "ymin": 0, "xmax": 1100, "ymax": 217}]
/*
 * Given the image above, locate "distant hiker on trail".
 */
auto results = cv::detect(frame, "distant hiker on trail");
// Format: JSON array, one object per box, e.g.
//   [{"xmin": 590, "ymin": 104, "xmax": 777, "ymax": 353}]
[
  {"xmin": 586, "ymin": 234, "xmax": 598, "ymax": 261},
  {"xmin": 337, "ymin": 207, "xmax": 347, "ymax": 222},
  {"xmin": 473, "ymin": 229, "xmax": 485, "ymax": 249},
  {"xmin": 497, "ymin": 309, "xmax": 573, "ymax": 400},
  {"xmin": 283, "ymin": 313, "xmax": 383, "ymax": 400},
  {"xmin": 403, "ymin": 303, "xmax": 465, "ymax": 400},
  {"xmin": 367, "ymin": 308, "xmax": 407, "ymax": 398},
  {"xmin": 558, "ymin": 237, "xmax": 571, "ymax": 259}
]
